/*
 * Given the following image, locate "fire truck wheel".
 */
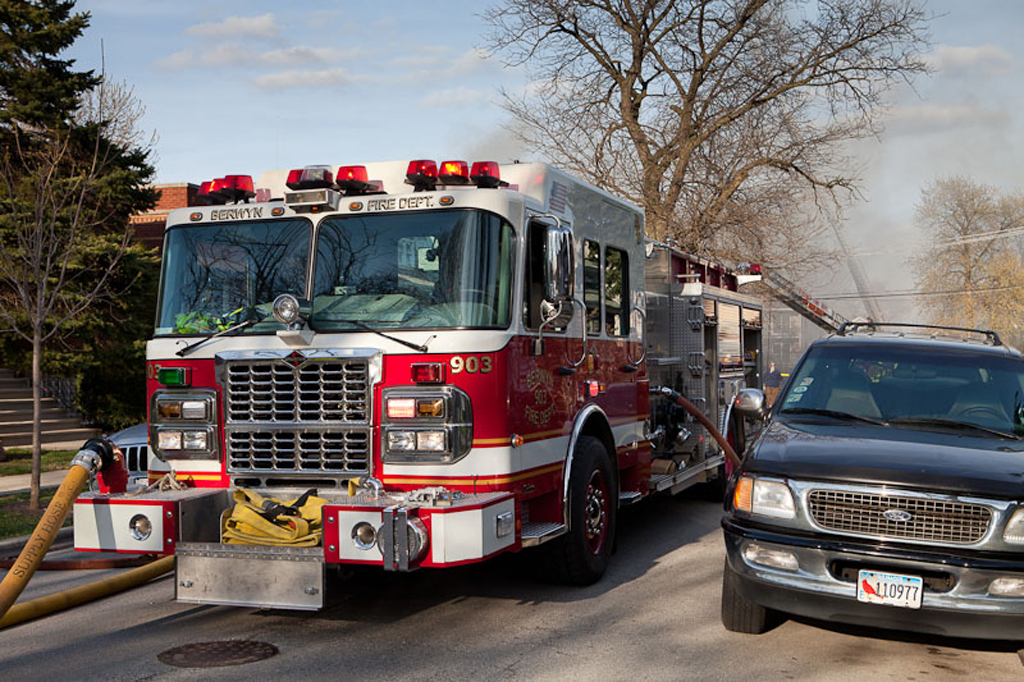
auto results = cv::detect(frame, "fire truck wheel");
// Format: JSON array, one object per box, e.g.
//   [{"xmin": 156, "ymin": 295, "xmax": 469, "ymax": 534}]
[
  {"xmin": 721, "ymin": 557, "xmax": 777, "ymax": 634},
  {"xmin": 548, "ymin": 436, "xmax": 617, "ymax": 586}
]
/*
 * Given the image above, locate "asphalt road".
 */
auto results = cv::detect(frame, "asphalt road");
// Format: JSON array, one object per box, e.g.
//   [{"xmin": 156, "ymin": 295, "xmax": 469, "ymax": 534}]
[{"xmin": 2, "ymin": 493, "xmax": 1022, "ymax": 681}]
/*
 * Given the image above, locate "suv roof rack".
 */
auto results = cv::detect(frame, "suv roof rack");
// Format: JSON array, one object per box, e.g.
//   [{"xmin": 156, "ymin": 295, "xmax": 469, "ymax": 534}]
[{"xmin": 836, "ymin": 321, "xmax": 1002, "ymax": 346}]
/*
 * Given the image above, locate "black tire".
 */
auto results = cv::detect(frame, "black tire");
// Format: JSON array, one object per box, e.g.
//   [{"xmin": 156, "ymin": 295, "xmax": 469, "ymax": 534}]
[
  {"xmin": 721, "ymin": 557, "xmax": 775, "ymax": 634},
  {"xmin": 547, "ymin": 435, "xmax": 617, "ymax": 586}
]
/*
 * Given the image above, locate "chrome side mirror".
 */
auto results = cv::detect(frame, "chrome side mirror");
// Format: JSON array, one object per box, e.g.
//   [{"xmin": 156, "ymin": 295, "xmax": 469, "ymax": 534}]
[
  {"xmin": 734, "ymin": 388, "xmax": 767, "ymax": 419},
  {"xmin": 543, "ymin": 225, "xmax": 574, "ymax": 304}
]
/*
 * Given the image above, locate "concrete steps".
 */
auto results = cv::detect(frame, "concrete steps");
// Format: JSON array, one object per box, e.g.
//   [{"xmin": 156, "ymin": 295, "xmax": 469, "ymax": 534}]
[{"xmin": 0, "ymin": 368, "xmax": 100, "ymax": 451}]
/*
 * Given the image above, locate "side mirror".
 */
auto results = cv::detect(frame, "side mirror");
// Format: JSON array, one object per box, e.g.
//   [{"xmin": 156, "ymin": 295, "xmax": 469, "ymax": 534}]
[
  {"xmin": 734, "ymin": 388, "xmax": 767, "ymax": 419},
  {"xmin": 543, "ymin": 225, "xmax": 574, "ymax": 303}
]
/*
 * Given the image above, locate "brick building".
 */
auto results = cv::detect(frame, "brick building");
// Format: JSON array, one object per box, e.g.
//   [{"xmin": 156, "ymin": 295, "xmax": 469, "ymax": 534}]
[{"xmin": 129, "ymin": 183, "xmax": 199, "ymax": 251}]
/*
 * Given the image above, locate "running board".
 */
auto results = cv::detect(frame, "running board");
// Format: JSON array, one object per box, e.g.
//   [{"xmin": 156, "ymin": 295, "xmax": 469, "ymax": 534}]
[
  {"xmin": 619, "ymin": 491, "xmax": 643, "ymax": 505},
  {"xmin": 649, "ymin": 453, "xmax": 726, "ymax": 495},
  {"xmin": 520, "ymin": 521, "xmax": 566, "ymax": 547}
]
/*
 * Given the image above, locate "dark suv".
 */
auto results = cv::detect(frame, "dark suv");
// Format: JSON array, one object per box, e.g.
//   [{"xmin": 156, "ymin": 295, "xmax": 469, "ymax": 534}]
[{"xmin": 722, "ymin": 323, "xmax": 1024, "ymax": 640}]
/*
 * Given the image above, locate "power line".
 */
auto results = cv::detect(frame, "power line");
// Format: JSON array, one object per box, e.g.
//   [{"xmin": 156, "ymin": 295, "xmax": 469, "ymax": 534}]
[{"xmin": 817, "ymin": 284, "xmax": 1024, "ymax": 301}]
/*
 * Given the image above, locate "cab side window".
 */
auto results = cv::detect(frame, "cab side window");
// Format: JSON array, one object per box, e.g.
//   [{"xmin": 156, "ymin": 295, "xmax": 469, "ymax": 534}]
[
  {"xmin": 523, "ymin": 221, "xmax": 567, "ymax": 332},
  {"xmin": 605, "ymin": 247, "xmax": 629, "ymax": 336},
  {"xmin": 583, "ymin": 239, "xmax": 602, "ymax": 335}
]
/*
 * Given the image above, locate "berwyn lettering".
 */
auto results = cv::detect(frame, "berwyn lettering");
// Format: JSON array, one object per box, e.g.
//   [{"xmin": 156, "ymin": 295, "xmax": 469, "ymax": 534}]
[{"xmin": 210, "ymin": 207, "xmax": 264, "ymax": 221}]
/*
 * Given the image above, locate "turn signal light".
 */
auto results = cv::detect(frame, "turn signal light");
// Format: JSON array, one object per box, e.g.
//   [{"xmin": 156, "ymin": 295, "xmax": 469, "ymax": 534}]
[{"xmin": 734, "ymin": 476, "xmax": 753, "ymax": 512}]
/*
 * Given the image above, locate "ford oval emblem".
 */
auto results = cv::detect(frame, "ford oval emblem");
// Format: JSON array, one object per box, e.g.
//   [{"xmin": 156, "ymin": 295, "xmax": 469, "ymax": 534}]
[{"xmin": 883, "ymin": 509, "xmax": 913, "ymax": 522}]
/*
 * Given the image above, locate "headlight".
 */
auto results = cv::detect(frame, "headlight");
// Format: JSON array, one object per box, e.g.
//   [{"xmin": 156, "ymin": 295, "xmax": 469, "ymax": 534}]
[
  {"xmin": 1003, "ymin": 508, "xmax": 1024, "ymax": 544},
  {"xmin": 733, "ymin": 475, "xmax": 796, "ymax": 519},
  {"xmin": 272, "ymin": 293, "xmax": 301, "ymax": 325},
  {"xmin": 381, "ymin": 386, "xmax": 472, "ymax": 464},
  {"xmin": 150, "ymin": 388, "xmax": 219, "ymax": 460}
]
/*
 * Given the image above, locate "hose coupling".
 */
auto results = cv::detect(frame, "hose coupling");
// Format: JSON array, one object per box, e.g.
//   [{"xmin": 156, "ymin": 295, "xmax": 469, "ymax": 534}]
[
  {"xmin": 357, "ymin": 476, "xmax": 384, "ymax": 497},
  {"xmin": 70, "ymin": 438, "xmax": 117, "ymax": 478},
  {"xmin": 651, "ymin": 385, "xmax": 680, "ymax": 400}
]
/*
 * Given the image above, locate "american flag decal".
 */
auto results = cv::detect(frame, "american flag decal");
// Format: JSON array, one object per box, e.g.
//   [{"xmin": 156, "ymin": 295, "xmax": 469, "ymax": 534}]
[{"xmin": 550, "ymin": 181, "xmax": 569, "ymax": 213}]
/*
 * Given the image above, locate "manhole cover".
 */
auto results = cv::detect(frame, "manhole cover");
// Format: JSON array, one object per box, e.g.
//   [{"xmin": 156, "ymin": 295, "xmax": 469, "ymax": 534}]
[{"xmin": 157, "ymin": 640, "xmax": 279, "ymax": 668}]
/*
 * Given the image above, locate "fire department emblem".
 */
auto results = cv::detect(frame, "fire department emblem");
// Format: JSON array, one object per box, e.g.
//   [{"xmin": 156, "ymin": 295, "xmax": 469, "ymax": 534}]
[{"xmin": 524, "ymin": 369, "xmax": 555, "ymax": 427}]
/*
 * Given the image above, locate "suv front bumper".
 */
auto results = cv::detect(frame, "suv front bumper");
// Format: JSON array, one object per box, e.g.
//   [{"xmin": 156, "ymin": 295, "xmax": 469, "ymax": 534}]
[{"xmin": 723, "ymin": 518, "xmax": 1024, "ymax": 640}]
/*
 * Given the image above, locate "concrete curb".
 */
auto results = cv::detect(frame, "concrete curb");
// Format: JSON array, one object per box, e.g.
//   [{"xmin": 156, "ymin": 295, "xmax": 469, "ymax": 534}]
[{"xmin": 0, "ymin": 526, "xmax": 74, "ymax": 556}]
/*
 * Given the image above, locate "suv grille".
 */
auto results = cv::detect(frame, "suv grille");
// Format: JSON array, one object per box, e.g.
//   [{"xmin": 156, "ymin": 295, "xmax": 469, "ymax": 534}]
[
  {"xmin": 123, "ymin": 445, "xmax": 148, "ymax": 474},
  {"xmin": 224, "ymin": 358, "xmax": 371, "ymax": 475},
  {"xmin": 807, "ymin": 489, "xmax": 992, "ymax": 544}
]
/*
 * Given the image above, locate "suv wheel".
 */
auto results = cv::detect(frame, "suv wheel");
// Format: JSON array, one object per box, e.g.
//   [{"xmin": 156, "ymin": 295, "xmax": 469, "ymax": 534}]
[{"xmin": 721, "ymin": 558, "xmax": 777, "ymax": 634}]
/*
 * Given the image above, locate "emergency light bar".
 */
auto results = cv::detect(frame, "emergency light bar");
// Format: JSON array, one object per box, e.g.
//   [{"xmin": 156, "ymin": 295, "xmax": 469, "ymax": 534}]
[
  {"xmin": 287, "ymin": 166, "xmax": 334, "ymax": 190},
  {"xmin": 336, "ymin": 165, "xmax": 374, "ymax": 194},
  {"xmin": 406, "ymin": 160, "xmax": 438, "ymax": 191},
  {"xmin": 470, "ymin": 161, "xmax": 506, "ymax": 189},
  {"xmin": 211, "ymin": 175, "xmax": 255, "ymax": 203},
  {"xmin": 439, "ymin": 160, "xmax": 471, "ymax": 185}
]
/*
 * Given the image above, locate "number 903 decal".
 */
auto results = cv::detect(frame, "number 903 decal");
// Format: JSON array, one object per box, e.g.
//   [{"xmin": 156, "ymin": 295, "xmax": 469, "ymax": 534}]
[{"xmin": 450, "ymin": 355, "xmax": 492, "ymax": 374}]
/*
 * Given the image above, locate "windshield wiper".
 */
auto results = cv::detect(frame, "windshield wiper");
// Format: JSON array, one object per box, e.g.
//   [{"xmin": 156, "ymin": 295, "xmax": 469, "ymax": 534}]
[
  {"xmin": 176, "ymin": 319, "xmax": 255, "ymax": 357},
  {"xmin": 331, "ymin": 318, "xmax": 430, "ymax": 353},
  {"xmin": 888, "ymin": 417, "xmax": 1021, "ymax": 440},
  {"xmin": 779, "ymin": 407, "xmax": 888, "ymax": 426}
]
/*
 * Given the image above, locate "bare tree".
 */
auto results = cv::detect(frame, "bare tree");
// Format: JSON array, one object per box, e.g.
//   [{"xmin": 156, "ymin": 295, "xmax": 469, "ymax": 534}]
[
  {"xmin": 0, "ymin": 78, "xmax": 154, "ymax": 508},
  {"xmin": 910, "ymin": 177, "xmax": 1024, "ymax": 345},
  {"xmin": 485, "ymin": 0, "xmax": 930, "ymax": 268}
]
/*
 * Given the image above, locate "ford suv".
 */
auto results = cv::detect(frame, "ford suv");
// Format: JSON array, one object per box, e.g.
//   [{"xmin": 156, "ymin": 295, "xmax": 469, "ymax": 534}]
[{"xmin": 722, "ymin": 323, "xmax": 1024, "ymax": 640}]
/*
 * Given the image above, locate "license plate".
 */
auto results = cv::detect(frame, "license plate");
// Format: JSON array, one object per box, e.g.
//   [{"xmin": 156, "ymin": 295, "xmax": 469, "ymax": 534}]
[{"xmin": 857, "ymin": 569, "xmax": 923, "ymax": 609}]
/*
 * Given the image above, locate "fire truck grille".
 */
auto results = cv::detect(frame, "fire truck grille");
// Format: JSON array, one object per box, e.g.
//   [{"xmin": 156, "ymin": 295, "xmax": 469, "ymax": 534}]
[
  {"xmin": 227, "ymin": 429, "xmax": 370, "ymax": 473},
  {"xmin": 223, "ymin": 358, "xmax": 372, "ymax": 475},
  {"xmin": 225, "ymin": 359, "xmax": 369, "ymax": 423},
  {"xmin": 807, "ymin": 489, "xmax": 992, "ymax": 545}
]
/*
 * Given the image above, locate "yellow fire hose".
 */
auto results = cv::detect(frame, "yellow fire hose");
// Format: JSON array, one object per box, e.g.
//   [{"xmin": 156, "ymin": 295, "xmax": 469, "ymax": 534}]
[
  {"xmin": 0, "ymin": 440, "xmax": 173, "ymax": 629},
  {"xmin": 0, "ymin": 556, "xmax": 174, "ymax": 629}
]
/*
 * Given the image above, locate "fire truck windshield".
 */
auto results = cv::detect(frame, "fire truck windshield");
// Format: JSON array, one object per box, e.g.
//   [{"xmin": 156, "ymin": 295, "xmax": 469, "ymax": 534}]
[
  {"xmin": 156, "ymin": 219, "xmax": 311, "ymax": 335},
  {"xmin": 311, "ymin": 209, "xmax": 514, "ymax": 331}
]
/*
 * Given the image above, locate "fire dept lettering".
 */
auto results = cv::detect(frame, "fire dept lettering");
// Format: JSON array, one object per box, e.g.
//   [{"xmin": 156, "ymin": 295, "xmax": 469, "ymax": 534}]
[
  {"xmin": 366, "ymin": 196, "xmax": 435, "ymax": 212},
  {"xmin": 524, "ymin": 368, "xmax": 555, "ymax": 427},
  {"xmin": 209, "ymin": 207, "xmax": 264, "ymax": 221}
]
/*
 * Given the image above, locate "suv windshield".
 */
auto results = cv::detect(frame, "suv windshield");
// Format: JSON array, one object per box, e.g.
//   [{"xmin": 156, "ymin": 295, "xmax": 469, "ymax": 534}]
[
  {"xmin": 779, "ymin": 344, "xmax": 1024, "ymax": 436},
  {"xmin": 156, "ymin": 219, "xmax": 311, "ymax": 335},
  {"xmin": 312, "ymin": 210, "xmax": 514, "ymax": 330}
]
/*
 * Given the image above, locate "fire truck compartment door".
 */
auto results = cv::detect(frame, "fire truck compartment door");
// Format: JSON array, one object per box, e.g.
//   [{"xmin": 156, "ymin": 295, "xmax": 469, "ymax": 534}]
[{"xmin": 175, "ymin": 543, "xmax": 324, "ymax": 610}]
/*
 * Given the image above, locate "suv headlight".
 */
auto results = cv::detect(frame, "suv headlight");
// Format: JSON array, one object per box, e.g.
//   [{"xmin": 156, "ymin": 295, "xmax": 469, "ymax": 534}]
[
  {"xmin": 150, "ymin": 389, "xmax": 219, "ymax": 461},
  {"xmin": 382, "ymin": 386, "xmax": 472, "ymax": 463},
  {"xmin": 733, "ymin": 475, "xmax": 796, "ymax": 519},
  {"xmin": 1004, "ymin": 508, "xmax": 1024, "ymax": 544}
]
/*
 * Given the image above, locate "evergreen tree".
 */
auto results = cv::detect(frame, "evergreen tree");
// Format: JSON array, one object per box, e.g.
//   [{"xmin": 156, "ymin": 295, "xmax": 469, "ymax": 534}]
[{"xmin": 0, "ymin": 0, "xmax": 157, "ymax": 508}]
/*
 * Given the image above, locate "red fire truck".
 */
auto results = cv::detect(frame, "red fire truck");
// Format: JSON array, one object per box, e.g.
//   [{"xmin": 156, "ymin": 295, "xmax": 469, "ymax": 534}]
[{"xmin": 73, "ymin": 160, "xmax": 763, "ymax": 609}]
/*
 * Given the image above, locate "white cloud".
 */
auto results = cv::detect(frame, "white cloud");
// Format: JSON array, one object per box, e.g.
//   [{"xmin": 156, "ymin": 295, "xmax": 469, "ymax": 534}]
[
  {"xmin": 420, "ymin": 86, "xmax": 486, "ymax": 108},
  {"xmin": 156, "ymin": 50, "xmax": 194, "ymax": 70},
  {"xmin": 926, "ymin": 44, "xmax": 1012, "ymax": 75},
  {"xmin": 884, "ymin": 103, "xmax": 1009, "ymax": 135},
  {"xmin": 186, "ymin": 13, "xmax": 280, "ymax": 40},
  {"xmin": 251, "ymin": 68, "xmax": 353, "ymax": 90}
]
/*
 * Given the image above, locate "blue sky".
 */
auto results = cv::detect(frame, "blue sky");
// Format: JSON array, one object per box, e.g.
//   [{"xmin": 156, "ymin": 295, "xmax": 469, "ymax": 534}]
[{"xmin": 68, "ymin": 1, "xmax": 1024, "ymax": 317}]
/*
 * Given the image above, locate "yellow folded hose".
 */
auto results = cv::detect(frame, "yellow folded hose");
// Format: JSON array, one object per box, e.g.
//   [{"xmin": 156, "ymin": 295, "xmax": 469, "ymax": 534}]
[
  {"xmin": 222, "ymin": 488, "xmax": 327, "ymax": 547},
  {"xmin": 0, "ymin": 555, "xmax": 173, "ymax": 629},
  {"xmin": 0, "ymin": 464, "xmax": 91, "ymax": 619}
]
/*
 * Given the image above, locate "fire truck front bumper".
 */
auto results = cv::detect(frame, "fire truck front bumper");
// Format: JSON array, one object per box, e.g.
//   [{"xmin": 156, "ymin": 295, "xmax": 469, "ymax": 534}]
[{"xmin": 323, "ymin": 490, "xmax": 517, "ymax": 570}]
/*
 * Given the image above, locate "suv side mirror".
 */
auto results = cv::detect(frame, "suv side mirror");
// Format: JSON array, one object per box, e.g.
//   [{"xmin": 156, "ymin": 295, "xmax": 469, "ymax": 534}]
[
  {"xmin": 543, "ymin": 225, "xmax": 574, "ymax": 304},
  {"xmin": 734, "ymin": 388, "xmax": 767, "ymax": 419}
]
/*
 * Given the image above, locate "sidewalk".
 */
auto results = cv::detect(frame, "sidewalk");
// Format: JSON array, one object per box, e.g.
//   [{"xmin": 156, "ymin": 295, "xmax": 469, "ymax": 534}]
[{"xmin": 0, "ymin": 469, "xmax": 69, "ymax": 495}]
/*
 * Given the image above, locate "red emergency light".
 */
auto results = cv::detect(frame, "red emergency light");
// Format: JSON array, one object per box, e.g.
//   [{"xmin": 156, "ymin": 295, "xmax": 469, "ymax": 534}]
[
  {"xmin": 748, "ymin": 263, "xmax": 762, "ymax": 275},
  {"xmin": 194, "ymin": 180, "xmax": 217, "ymax": 205},
  {"xmin": 336, "ymin": 165, "xmax": 372, "ymax": 194},
  {"xmin": 287, "ymin": 166, "xmax": 334, "ymax": 190},
  {"xmin": 439, "ymin": 160, "xmax": 470, "ymax": 185},
  {"xmin": 406, "ymin": 160, "xmax": 438, "ymax": 191},
  {"xmin": 411, "ymin": 362, "xmax": 445, "ymax": 384},
  {"xmin": 470, "ymin": 161, "xmax": 505, "ymax": 189},
  {"xmin": 211, "ymin": 175, "xmax": 255, "ymax": 203}
]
